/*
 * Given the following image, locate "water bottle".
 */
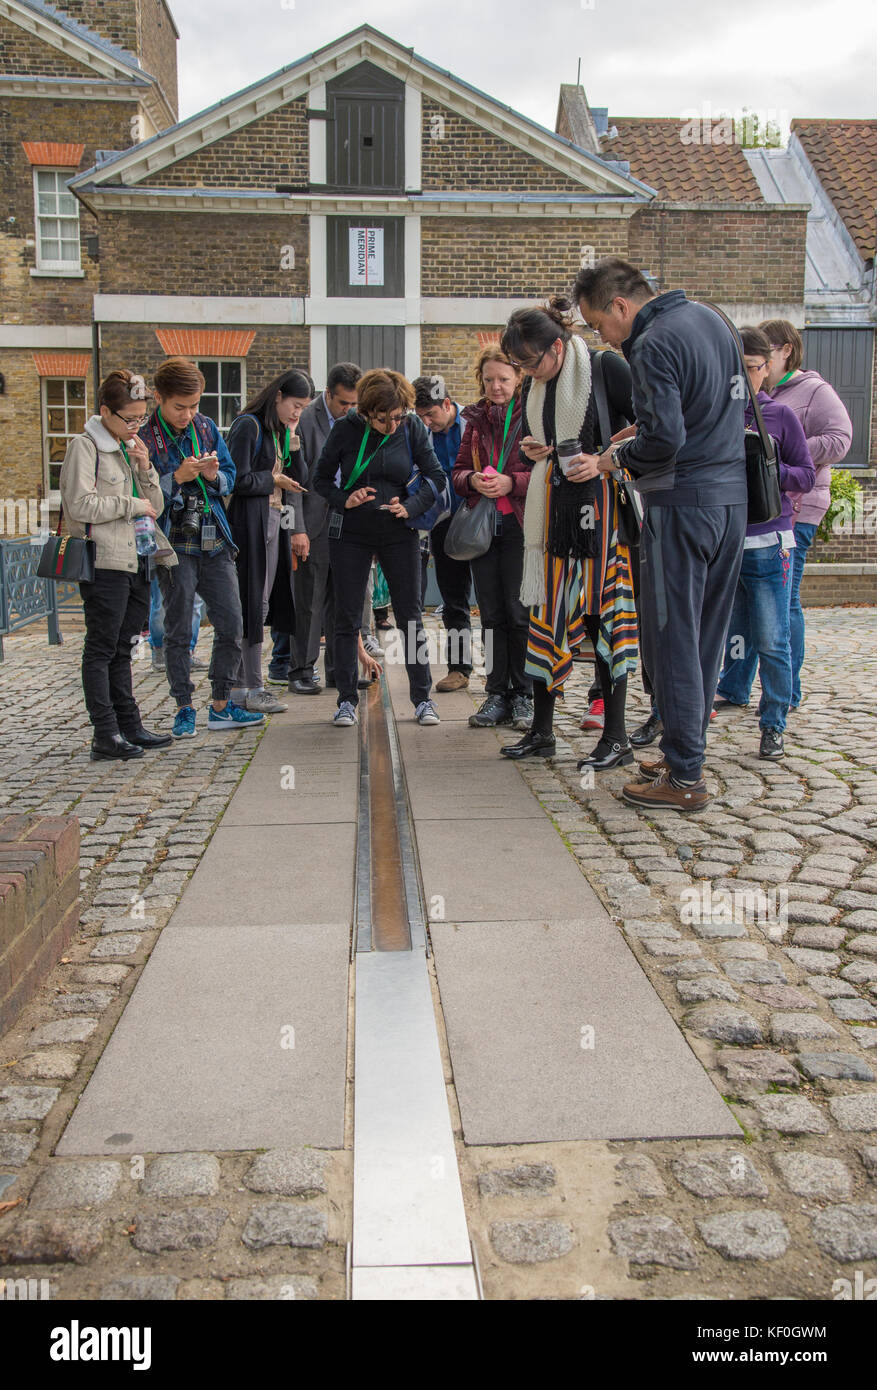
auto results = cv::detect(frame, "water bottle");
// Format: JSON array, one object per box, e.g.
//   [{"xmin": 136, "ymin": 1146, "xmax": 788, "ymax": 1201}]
[{"xmin": 133, "ymin": 514, "xmax": 158, "ymax": 556}]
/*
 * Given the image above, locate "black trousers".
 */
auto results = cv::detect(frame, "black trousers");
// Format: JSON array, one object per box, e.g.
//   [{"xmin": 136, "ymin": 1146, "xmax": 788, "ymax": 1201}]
[
  {"xmin": 290, "ymin": 527, "xmax": 335, "ymax": 683},
  {"xmin": 470, "ymin": 513, "xmax": 531, "ymax": 696},
  {"xmin": 330, "ymin": 529, "xmax": 432, "ymax": 709},
  {"xmin": 80, "ymin": 566, "xmax": 150, "ymax": 737},
  {"xmin": 430, "ymin": 516, "xmax": 473, "ymax": 675},
  {"xmin": 639, "ymin": 503, "xmax": 747, "ymax": 781}
]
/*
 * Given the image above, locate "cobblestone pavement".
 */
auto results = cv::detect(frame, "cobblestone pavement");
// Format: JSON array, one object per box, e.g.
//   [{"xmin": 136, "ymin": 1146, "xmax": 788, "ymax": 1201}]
[{"xmin": 1, "ymin": 607, "xmax": 876, "ymax": 1301}]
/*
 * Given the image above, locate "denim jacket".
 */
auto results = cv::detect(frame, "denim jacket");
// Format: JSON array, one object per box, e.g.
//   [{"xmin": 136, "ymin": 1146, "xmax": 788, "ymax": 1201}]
[{"xmin": 139, "ymin": 411, "xmax": 236, "ymax": 552}]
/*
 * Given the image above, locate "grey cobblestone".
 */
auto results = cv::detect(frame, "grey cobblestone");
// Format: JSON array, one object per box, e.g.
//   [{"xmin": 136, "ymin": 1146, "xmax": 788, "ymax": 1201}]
[
  {"xmin": 28, "ymin": 1161, "xmax": 122, "ymax": 1210},
  {"xmin": 754, "ymin": 1095, "xmax": 829, "ymax": 1134},
  {"xmin": 241, "ymin": 1203, "xmax": 328, "ymax": 1251},
  {"xmin": 244, "ymin": 1150, "xmax": 328, "ymax": 1198},
  {"xmin": 827, "ymin": 1094, "xmax": 877, "ymax": 1131},
  {"xmin": 696, "ymin": 1210, "xmax": 790, "ymax": 1261},
  {"xmin": 140, "ymin": 1154, "xmax": 221, "ymax": 1197},
  {"xmin": 773, "ymin": 1152, "xmax": 852, "ymax": 1200},
  {"xmin": 132, "ymin": 1208, "xmax": 228, "ymax": 1253},
  {"xmin": 811, "ymin": 1204, "xmax": 877, "ymax": 1261},
  {"xmin": 670, "ymin": 1150, "xmax": 768, "ymax": 1198},
  {"xmin": 608, "ymin": 1215, "xmax": 698, "ymax": 1269}
]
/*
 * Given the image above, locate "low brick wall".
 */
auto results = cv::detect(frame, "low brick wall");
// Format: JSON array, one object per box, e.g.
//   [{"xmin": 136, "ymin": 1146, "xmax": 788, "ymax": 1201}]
[
  {"xmin": 0, "ymin": 815, "xmax": 80, "ymax": 1038},
  {"xmin": 801, "ymin": 563, "xmax": 877, "ymax": 607}
]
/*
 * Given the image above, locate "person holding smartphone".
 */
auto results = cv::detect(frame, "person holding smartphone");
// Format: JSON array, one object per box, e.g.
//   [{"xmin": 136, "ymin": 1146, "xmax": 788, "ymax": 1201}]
[
  {"xmin": 312, "ymin": 368, "xmax": 447, "ymax": 727},
  {"xmin": 141, "ymin": 356, "xmax": 264, "ymax": 738},
  {"xmin": 226, "ymin": 369, "xmax": 311, "ymax": 714},
  {"xmin": 61, "ymin": 369, "xmax": 173, "ymax": 760},
  {"xmin": 497, "ymin": 300, "xmax": 637, "ymax": 767}
]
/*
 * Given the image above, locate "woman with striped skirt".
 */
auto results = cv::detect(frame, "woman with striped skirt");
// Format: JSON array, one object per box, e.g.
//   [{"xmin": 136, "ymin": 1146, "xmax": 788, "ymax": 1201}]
[{"xmin": 498, "ymin": 298, "xmax": 638, "ymax": 768}]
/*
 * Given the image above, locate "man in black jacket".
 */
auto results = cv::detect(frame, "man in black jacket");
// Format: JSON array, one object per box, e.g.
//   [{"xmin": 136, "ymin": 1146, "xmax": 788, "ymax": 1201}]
[
  {"xmin": 284, "ymin": 362, "xmax": 360, "ymax": 693},
  {"xmin": 576, "ymin": 257, "xmax": 747, "ymax": 812}
]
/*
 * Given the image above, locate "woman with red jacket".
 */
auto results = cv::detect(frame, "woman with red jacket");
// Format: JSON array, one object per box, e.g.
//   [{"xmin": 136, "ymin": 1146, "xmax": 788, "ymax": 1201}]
[{"xmin": 453, "ymin": 346, "xmax": 532, "ymax": 730}]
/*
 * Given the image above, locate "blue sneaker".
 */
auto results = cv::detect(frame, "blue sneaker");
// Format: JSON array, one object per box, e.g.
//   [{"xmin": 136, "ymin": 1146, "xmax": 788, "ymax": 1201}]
[
  {"xmin": 333, "ymin": 701, "xmax": 358, "ymax": 727},
  {"xmin": 172, "ymin": 705, "xmax": 196, "ymax": 739},
  {"xmin": 207, "ymin": 699, "xmax": 264, "ymax": 730}
]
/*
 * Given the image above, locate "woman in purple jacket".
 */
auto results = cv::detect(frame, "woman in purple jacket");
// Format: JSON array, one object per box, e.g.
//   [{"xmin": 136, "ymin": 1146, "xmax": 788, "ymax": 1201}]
[
  {"xmin": 715, "ymin": 328, "xmax": 815, "ymax": 759},
  {"xmin": 759, "ymin": 318, "xmax": 853, "ymax": 708}
]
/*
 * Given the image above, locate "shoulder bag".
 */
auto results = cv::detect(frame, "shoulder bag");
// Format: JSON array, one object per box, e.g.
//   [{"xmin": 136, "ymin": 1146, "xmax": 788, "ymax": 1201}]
[{"xmin": 701, "ymin": 301, "xmax": 782, "ymax": 525}]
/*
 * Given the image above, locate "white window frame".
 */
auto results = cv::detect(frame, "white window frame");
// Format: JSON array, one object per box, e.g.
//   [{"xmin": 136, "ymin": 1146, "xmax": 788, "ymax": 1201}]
[
  {"xmin": 195, "ymin": 357, "xmax": 247, "ymax": 434},
  {"xmin": 41, "ymin": 376, "xmax": 88, "ymax": 502},
  {"xmin": 33, "ymin": 168, "xmax": 81, "ymax": 273}
]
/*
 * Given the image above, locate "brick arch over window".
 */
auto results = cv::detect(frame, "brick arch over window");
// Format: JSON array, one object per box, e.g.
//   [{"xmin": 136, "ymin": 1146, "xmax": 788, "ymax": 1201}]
[{"xmin": 154, "ymin": 330, "xmax": 255, "ymax": 357}]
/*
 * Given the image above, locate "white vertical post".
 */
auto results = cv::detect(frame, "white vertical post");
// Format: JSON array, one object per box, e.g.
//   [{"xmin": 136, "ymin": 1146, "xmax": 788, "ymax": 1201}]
[
  {"xmin": 405, "ymin": 84, "xmax": 422, "ymax": 193},
  {"xmin": 309, "ymin": 82, "xmax": 327, "ymax": 184}
]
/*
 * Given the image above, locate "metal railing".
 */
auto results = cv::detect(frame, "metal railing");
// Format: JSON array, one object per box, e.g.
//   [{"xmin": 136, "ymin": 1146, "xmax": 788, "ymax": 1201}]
[{"xmin": 0, "ymin": 537, "xmax": 81, "ymax": 661}]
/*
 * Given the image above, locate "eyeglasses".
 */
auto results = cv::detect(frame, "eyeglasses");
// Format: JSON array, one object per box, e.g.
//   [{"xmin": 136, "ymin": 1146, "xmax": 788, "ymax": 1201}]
[
  {"xmin": 112, "ymin": 410, "xmax": 148, "ymax": 427},
  {"xmin": 507, "ymin": 344, "xmax": 553, "ymax": 371},
  {"xmin": 372, "ymin": 411, "xmax": 406, "ymax": 424}
]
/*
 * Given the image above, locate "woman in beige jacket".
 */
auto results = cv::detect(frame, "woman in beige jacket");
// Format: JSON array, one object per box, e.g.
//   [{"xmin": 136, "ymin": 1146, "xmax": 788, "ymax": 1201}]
[{"xmin": 60, "ymin": 369, "xmax": 174, "ymax": 761}]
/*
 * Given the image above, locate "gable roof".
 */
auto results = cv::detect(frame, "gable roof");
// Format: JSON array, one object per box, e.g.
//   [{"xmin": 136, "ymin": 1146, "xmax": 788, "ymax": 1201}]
[
  {"xmin": 3, "ymin": 0, "xmax": 146, "ymax": 77},
  {"xmin": 792, "ymin": 119, "xmax": 877, "ymax": 261},
  {"xmin": 71, "ymin": 24, "xmax": 656, "ymax": 201},
  {"xmin": 600, "ymin": 117, "xmax": 764, "ymax": 202}
]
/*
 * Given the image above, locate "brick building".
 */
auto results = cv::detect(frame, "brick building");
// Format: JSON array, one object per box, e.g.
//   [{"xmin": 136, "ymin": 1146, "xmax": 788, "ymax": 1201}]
[
  {"xmin": 0, "ymin": 0, "xmax": 177, "ymax": 509},
  {"xmin": 4, "ymin": 13, "xmax": 814, "ymax": 523}
]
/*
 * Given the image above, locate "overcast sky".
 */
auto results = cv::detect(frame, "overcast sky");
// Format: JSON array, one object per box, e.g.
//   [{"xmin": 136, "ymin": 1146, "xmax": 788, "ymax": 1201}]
[{"xmin": 168, "ymin": 0, "xmax": 876, "ymax": 133}]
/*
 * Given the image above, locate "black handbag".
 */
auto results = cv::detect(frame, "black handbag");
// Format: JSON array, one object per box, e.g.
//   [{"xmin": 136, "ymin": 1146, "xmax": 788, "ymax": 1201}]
[
  {"xmin": 590, "ymin": 349, "xmax": 641, "ymax": 547},
  {"xmin": 701, "ymin": 301, "xmax": 782, "ymax": 525},
  {"xmin": 443, "ymin": 493, "xmax": 495, "ymax": 561},
  {"xmin": 37, "ymin": 438, "xmax": 98, "ymax": 583}
]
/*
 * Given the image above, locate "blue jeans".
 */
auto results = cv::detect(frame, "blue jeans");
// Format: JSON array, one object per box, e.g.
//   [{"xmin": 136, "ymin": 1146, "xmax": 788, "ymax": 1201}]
[
  {"xmin": 789, "ymin": 522, "xmax": 817, "ymax": 707},
  {"xmin": 149, "ymin": 577, "xmax": 202, "ymax": 653},
  {"xmin": 716, "ymin": 540, "xmax": 793, "ymax": 732}
]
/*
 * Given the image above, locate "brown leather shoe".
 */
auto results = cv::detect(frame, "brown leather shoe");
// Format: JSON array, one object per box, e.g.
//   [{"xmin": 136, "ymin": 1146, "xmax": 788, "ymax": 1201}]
[
  {"xmin": 435, "ymin": 670, "xmax": 469, "ymax": 692},
  {"xmin": 622, "ymin": 767, "xmax": 710, "ymax": 812},
  {"xmin": 637, "ymin": 756, "xmax": 705, "ymax": 782}
]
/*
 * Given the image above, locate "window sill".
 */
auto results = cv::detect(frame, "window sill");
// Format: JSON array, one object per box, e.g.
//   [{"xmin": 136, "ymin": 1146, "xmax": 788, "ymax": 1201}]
[{"xmin": 30, "ymin": 268, "xmax": 85, "ymax": 279}]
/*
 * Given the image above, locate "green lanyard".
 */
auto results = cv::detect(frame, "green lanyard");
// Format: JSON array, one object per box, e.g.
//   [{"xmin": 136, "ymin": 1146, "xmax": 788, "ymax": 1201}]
[
  {"xmin": 118, "ymin": 439, "xmax": 140, "ymax": 498},
  {"xmin": 343, "ymin": 425, "xmax": 389, "ymax": 491},
  {"xmin": 271, "ymin": 427, "xmax": 291, "ymax": 468},
  {"xmin": 492, "ymin": 400, "xmax": 515, "ymax": 472},
  {"xmin": 777, "ymin": 369, "xmax": 796, "ymax": 386},
  {"xmin": 157, "ymin": 408, "xmax": 210, "ymax": 515}
]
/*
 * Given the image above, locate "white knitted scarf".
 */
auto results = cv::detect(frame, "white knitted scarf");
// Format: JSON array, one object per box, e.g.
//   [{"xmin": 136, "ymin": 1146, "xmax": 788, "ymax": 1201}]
[{"xmin": 520, "ymin": 335, "xmax": 593, "ymax": 606}]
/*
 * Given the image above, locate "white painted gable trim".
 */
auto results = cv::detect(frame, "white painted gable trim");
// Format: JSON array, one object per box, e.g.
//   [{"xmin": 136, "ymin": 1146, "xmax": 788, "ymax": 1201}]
[
  {"xmin": 70, "ymin": 27, "xmax": 650, "ymax": 200},
  {"xmin": 0, "ymin": 0, "xmax": 147, "ymax": 84}
]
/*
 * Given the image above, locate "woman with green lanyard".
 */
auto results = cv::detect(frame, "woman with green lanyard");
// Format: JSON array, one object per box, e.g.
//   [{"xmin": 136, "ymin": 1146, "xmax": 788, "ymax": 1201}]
[
  {"xmin": 60, "ymin": 369, "xmax": 173, "ymax": 759},
  {"xmin": 226, "ymin": 369, "xmax": 312, "ymax": 714},
  {"xmin": 452, "ymin": 345, "xmax": 532, "ymax": 730},
  {"xmin": 313, "ymin": 368, "xmax": 447, "ymax": 727}
]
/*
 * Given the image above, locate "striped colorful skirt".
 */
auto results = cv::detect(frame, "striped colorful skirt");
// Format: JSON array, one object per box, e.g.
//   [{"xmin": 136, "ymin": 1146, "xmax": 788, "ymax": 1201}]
[{"xmin": 525, "ymin": 473, "xmax": 638, "ymax": 693}]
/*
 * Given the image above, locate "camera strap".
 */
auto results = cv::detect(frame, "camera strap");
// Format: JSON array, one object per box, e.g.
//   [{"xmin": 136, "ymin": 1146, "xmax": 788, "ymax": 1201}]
[{"xmin": 156, "ymin": 408, "xmax": 212, "ymax": 516}]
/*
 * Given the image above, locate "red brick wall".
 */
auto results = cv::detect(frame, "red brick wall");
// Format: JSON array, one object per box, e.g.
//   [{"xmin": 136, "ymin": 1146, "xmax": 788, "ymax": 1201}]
[
  {"xmin": 97, "ymin": 323, "xmax": 312, "ymax": 399},
  {"xmin": 809, "ymin": 473, "xmax": 877, "ymax": 563},
  {"xmin": 0, "ymin": 815, "xmax": 80, "ymax": 1039}
]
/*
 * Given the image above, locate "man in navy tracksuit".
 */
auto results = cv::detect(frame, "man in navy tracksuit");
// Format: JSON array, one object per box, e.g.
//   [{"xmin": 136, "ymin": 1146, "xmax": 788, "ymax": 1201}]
[{"xmin": 576, "ymin": 257, "xmax": 747, "ymax": 812}]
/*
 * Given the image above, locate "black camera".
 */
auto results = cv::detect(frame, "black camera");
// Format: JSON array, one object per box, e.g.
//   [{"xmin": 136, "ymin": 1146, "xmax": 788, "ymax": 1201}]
[{"xmin": 180, "ymin": 492, "xmax": 205, "ymax": 538}]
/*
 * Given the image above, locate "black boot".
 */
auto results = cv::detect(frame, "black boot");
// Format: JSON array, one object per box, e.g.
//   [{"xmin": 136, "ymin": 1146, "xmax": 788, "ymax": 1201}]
[
  {"xmin": 501, "ymin": 681, "xmax": 555, "ymax": 758},
  {"xmin": 91, "ymin": 732, "xmax": 146, "ymax": 761},
  {"xmin": 119, "ymin": 724, "xmax": 173, "ymax": 749},
  {"xmin": 577, "ymin": 737, "xmax": 634, "ymax": 770},
  {"xmin": 630, "ymin": 709, "xmax": 663, "ymax": 747}
]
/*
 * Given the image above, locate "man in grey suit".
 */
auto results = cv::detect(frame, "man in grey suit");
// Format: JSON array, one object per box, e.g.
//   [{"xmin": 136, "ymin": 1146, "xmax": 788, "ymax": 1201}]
[{"xmin": 287, "ymin": 362, "xmax": 361, "ymax": 694}]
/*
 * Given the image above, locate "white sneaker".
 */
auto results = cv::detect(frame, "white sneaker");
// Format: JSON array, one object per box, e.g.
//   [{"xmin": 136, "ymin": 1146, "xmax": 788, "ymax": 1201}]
[
  {"xmin": 415, "ymin": 700, "xmax": 440, "ymax": 725},
  {"xmin": 333, "ymin": 701, "xmax": 358, "ymax": 727},
  {"xmin": 362, "ymin": 634, "xmax": 383, "ymax": 658},
  {"xmin": 246, "ymin": 689, "xmax": 287, "ymax": 714}
]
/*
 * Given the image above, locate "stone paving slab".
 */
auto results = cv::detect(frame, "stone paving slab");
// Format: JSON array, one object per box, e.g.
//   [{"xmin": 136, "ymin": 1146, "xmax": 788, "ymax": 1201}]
[
  {"xmin": 57, "ymin": 921, "xmax": 349, "ymax": 1155},
  {"xmin": 431, "ymin": 919, "xmax": 739, "ymax": 1145},
  {"xmin": 170, "ymin": 824, "xmax": 355, "ymax": 927}
]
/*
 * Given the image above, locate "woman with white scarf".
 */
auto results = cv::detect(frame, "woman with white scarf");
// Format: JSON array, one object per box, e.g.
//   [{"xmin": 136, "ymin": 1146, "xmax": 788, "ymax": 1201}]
[{"xmin": 498, "ymin": 299, "xmax": 638, "ymax": 766}]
